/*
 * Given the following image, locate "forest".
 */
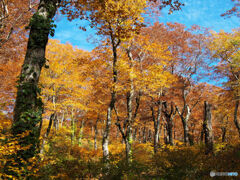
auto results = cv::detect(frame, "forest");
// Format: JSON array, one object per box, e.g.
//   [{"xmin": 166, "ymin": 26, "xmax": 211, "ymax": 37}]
[{"xmin": 0, "ymin": 0, "xmax": 240, "ymax": 179}]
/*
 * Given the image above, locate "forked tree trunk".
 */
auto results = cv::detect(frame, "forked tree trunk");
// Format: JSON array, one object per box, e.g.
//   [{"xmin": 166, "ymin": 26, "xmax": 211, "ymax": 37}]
[
  {"xmin": 203, "ymin": 101, "xmax": 213, "ymax": 154},
  {"xmin": 163, "ymin": 102, "xmax": 175, "ymax": 145},
  {"xmin": 176, "ymin": 105, "xmax": 191, "ymax": 145}
]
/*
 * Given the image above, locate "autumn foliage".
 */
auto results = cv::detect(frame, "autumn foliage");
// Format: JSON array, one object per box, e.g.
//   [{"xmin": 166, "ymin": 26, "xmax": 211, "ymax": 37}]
[{"xmin": 0, "ymin": 0, "xmax": 240, "ymax": 179}]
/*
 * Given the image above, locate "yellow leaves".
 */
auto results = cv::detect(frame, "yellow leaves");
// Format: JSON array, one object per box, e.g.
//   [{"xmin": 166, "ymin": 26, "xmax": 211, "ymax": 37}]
[
  {"xmin": 109, "ymin": 141, "xmax": 125, "ymax": 155},
  {"xmin": 215, "ymin": 142, "xmax": 228, "ymax": 153},
  {"xmin": 209, "ymin": 29, "xmax": 240, "ymax": 92},
  {"xmin": 79, "ymin": 0, "xmax": 147, "ymax": 41},
  {"xmin": 41, "ymin": 39, "xmax": 92, "ymax": 116}
]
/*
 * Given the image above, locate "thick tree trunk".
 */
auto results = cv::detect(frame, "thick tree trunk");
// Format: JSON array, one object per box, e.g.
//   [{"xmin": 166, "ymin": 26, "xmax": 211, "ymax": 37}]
[
  {"xmin": 167, "ymin": 118, "xmax": 174, "ymax": 145},
  {"xmin": 163, "ymin": 102, "xmax": 175, "ymax": 145},
  {"xmin": 234, "ymin": 99, "xmax": 240, "ymax": 137},
  {"xmin": 203, "ymin": 101, "xmax": 213, "ymax": 154},
  {"xmin": 7, "ymin": 0, "xmax": 60, "ymax": 175},
  {"xmin": 176, "ymin": 105, "xmax": 191, "ymax": 145},
  {"xmin": 124, "ymin": 133, "xmax": 132, "ymax": 163}
]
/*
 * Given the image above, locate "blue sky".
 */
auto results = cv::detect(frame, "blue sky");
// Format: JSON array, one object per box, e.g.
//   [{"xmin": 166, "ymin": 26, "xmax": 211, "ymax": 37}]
[{"xmin": 52, "ymin": 0, "xmax": 240, "ymax": 51}]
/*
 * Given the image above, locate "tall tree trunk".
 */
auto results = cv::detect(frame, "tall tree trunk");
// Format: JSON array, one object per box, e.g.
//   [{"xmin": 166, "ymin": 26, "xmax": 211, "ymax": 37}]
[
  {"xmin": 203, "ymin": 101, "xmax": 213, "ymax": 154},
  {"xmin": 176, "ymin": 105, "xmax": 191, "ymax": 145},
  {"xmin": 102, "ymin": 41, "xmax": 119, "ymax": 162},
  {"xmin": 234, "ymin": 99, "xmax": 240, "ymax": 137},
  {"xmin": 124, "ymin": 48, "xmax": 134, "ymax": 163},
  {"xmin": 151, "ymin": 96, "xmax": 162, "ymax": 153},
  {"xmin": 7, "ymin": 0, "xmax": 60, "ymax": 176},
  {"xmin": 114, "ymin": 48, "xmax": 138, "ymax": 164}
]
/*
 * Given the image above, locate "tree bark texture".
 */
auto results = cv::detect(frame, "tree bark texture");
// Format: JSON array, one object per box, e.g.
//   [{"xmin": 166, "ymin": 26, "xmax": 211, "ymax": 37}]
[
  {"xmin": 203, "ymin": 101, "xmax": 214, "ymax": 154},
  {"xmin": 9, "ymin": 0, "xmax": 60, "ymax": 174},
  {"xmin": 151, "ymin": 96, "xmax": 162, "ymax": 153},
  {"xmin": 163, "ymin": 102, "xmax": 175, "ymax": 145},
  {"xmin": 102, "ymin": 40, "xmax": 119, "ymax": 162}
]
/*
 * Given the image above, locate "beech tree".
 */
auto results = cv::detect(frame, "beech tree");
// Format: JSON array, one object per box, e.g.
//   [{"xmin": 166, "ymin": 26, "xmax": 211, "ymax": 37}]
[{"xmin": 10, "ymin": 0, "xmax": 61, "ymax": 174}]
